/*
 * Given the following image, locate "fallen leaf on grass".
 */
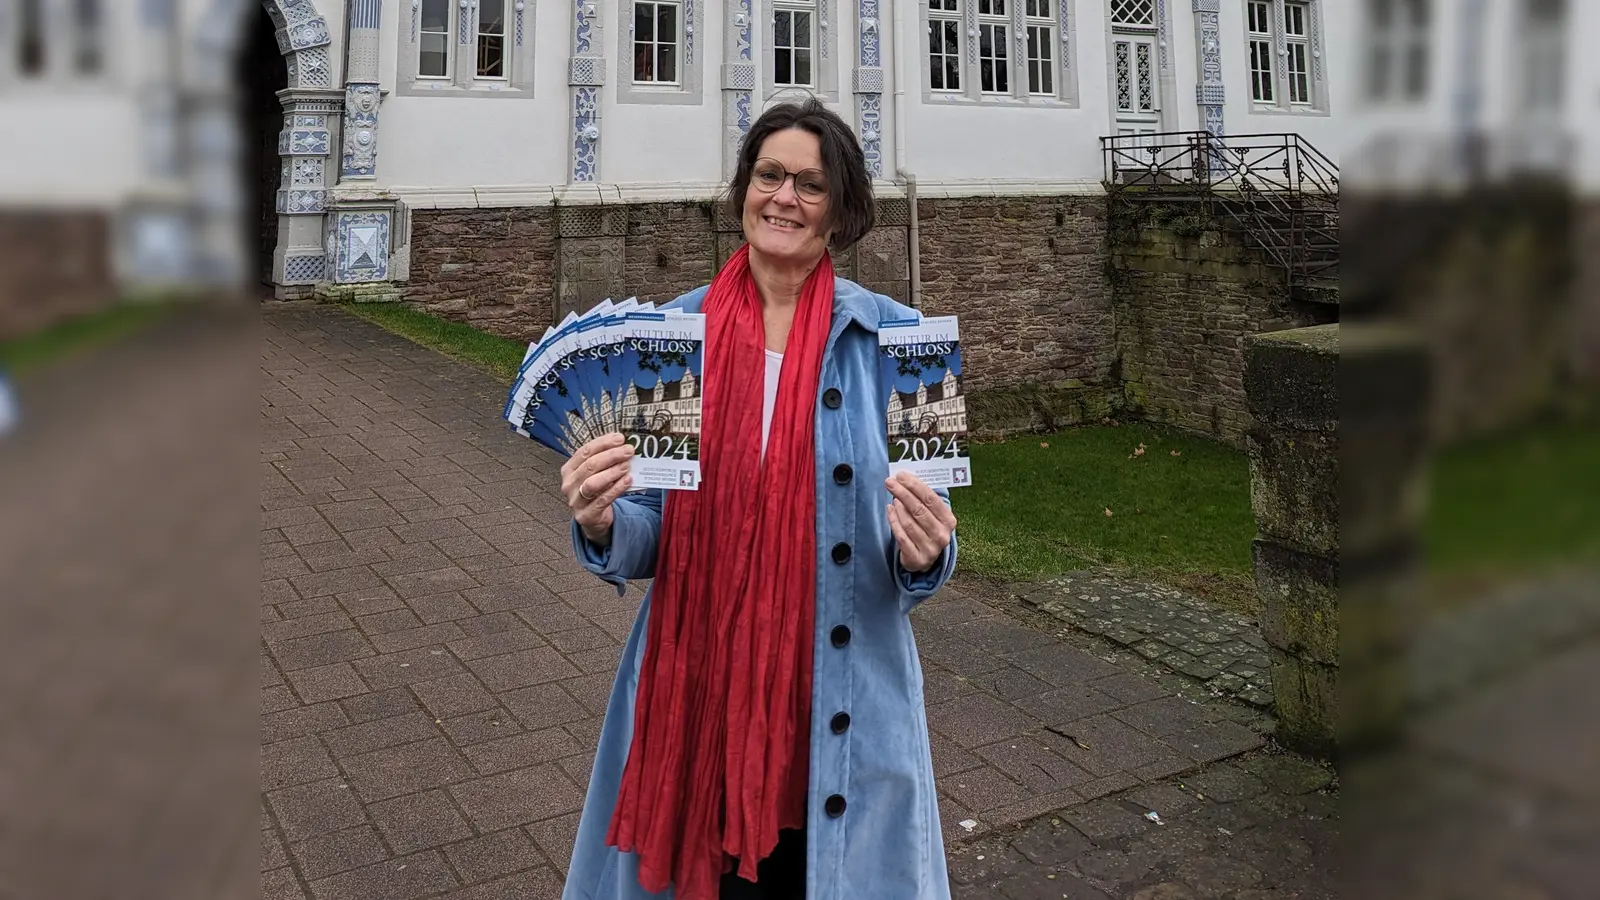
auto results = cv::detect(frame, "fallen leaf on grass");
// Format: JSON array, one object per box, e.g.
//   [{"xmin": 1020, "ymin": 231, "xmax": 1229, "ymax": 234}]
[
  {"xmin": 1170, "ymin": 449, "xmax": 1182, "ymax": 457},
  {"xmin": 1040, "ymin": 442, "xmax": 1050, "ymax": 449},
  {"xmin": 1134, "ymin": 443, "xmax": 1146, "ymax": 457},
  {"xmin": 1104, "ymin": 508, "xmax": 1113, "ymax": 517}
]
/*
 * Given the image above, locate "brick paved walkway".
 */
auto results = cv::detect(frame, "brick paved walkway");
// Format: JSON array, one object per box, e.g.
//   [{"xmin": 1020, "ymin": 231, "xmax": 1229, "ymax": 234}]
[{"xmin": 260, "ymin": 306, "xmax": 1319, "ymax": 900}]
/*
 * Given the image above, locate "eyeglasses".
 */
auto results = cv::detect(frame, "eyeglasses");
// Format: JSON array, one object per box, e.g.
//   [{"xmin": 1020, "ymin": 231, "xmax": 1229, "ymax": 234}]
[{"xmin": 750, "ymin": 158, "xmax": 829, "ymax": 203}]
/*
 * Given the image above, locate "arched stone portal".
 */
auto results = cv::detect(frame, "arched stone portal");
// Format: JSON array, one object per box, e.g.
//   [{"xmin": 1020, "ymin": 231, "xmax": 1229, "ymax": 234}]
[
  {"xmin": 256, "ymin": 0, "xmax": 341, "ymax": 296},
  {"xmin": 119, "ymin": 0, "xmax": 336, "ymax": 296}
]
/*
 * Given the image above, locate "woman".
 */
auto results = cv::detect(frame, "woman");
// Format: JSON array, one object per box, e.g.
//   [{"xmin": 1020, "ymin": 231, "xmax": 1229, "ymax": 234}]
[{"xmin": 558, "ymin": 98, "xmax": 959, "ymax": 900}]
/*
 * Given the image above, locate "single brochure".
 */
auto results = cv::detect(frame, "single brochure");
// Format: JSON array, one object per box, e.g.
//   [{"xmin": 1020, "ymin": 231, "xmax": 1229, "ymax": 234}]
[
  {"xmin": 615, "ymin": 313, "xmax": 704, "ymax": 491},
  {"xmin": 878, "ymin": 314, "xmax": 972, "ymax": 489}
]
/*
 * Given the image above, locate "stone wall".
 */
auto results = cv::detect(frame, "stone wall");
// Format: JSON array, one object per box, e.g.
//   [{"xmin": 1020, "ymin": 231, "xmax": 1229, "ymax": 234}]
[
  {"xmin": 0, "ymin": 209, "xmax": 114, "ymax": 341},
  {"xmin": 403, "ymin": 207, "xmax": 559, "ymax": 338},
  {"xmin": 1245, "ymin": 324, "xmax": 1339, "ymax": 756},
  {"xmin": 1342, "ymin": 184, "xmax": 1581, "ymax": 444},
  {"xmin": 398, "ymin": 194, "xmax": 1319, "ymax": 444},
  {"xmin": 1109, "ymin": 200, "xmax": 1330, "ymax": 445},
  {"xmin": 917, "ymin": 197, "xmax": 1117, "ymax": 436}
]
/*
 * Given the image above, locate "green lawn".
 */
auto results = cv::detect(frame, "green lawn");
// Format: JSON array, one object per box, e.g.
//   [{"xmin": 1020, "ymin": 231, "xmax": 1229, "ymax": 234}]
[
  {"xmin": 0, "ymin": 300, "xmax": 179, "ymax": 374},
  {"xmin": 952, "ymin": 424, "xmax": 1258, "ymax": 611},
  {"xmin": 339, "ymin": 302, "xmax": 525, "ymax": 381},
  {"xmin": 341, "ymin": 303, "xmax": 1593, "ymax": 611},
  {"xmin": 1426, "ymin": 417, "xmax": 1600, "ymax": 575}
]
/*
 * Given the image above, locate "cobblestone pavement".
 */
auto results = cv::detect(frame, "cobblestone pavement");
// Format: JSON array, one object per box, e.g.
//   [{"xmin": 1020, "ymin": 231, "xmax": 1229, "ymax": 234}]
[
  {"xmin": 259, "ymin": 306, "xmax": 1330, "ymax": 900},
  {"xmin": 946, "ymin": 748, "xmax": 1336, "ymax": 900},
  {"xmin": 1016, "ymin": 574, "xmax": 1275, "ymax": 709}
]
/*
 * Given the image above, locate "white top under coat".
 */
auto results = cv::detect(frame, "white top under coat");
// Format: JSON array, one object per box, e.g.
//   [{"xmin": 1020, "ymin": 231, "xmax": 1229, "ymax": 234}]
[{"xmin": 761, "ymin": 348, "xmax": 782, "ymax": 458}]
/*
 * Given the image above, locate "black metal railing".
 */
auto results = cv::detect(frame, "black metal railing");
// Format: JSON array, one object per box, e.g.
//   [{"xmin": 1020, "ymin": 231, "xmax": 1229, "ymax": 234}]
[{"xmin": 1101, "ymin": 132, "xmax": 1340, "ymax": 290}]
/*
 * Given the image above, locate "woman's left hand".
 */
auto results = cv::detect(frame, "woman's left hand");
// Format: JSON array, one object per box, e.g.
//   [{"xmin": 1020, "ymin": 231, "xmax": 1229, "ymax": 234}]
[{"xmin": 885, "ymin": 471, "xmax": 959, "ymax": 573}]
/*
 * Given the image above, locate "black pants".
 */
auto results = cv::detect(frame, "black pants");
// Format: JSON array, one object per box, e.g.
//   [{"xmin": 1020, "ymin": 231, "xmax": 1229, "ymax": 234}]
[{"xmin": 719, "ymin": 827, "xmax": 807, "ymax": 900}]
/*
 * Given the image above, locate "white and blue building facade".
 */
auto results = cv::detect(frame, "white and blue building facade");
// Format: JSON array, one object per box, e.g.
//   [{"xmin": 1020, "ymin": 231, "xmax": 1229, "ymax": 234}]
[{"xmin": 0, "ymin": 0, "xmax": 1591, "ymax": 297}]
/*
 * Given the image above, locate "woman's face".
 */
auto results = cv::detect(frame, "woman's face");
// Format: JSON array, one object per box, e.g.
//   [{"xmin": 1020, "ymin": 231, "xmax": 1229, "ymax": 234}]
[{"xmin": 741, "ymin": 127, "xmax": 832, "ymax": 267}]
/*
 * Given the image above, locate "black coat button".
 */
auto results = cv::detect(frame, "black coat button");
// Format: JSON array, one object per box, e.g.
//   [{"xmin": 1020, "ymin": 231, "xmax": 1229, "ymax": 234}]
[
  {"xmin": 831, "ymin": 542, "xmax": 852, "ymax": 565},
  {"xmin": 824, "ymin": 794, "xmax": 847, "ymax": 817},
  {"xmin": 830, "ymin": 712, "xmax": 851, "ymax": 734},
  {"xmin": 832, "ymin": 463, "xmax": 853, "ymax": 485},
  {"xmin": 830, "ymin": 625, "xmax": 851, "ymax": 647},
  {"xmin": 822, "ymin": 388, "xmax": 842, "ymax": 409}
]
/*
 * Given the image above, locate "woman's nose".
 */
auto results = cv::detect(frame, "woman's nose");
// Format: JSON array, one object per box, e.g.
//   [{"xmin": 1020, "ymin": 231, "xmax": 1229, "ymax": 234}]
[{"xmin": 772, "ymin": 176, "xmax": 801, "ymax": 205}]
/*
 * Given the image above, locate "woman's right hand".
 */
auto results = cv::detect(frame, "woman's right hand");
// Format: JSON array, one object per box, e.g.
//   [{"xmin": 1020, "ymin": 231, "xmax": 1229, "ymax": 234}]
[{"xmin": 562, "ymin": 433, "xmax": 634, "ymax": 546}]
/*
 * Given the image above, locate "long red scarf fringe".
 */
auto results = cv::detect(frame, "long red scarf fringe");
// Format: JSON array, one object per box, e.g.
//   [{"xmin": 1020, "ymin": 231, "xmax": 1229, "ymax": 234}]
[{"xmin": 606, "ymin": 245, "xmax": 832, "ymax": 898}]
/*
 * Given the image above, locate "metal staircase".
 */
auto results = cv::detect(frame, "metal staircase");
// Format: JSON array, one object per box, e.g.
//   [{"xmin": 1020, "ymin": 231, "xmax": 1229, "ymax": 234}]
[{"xmin": 1102, "ymin": 132, "xmax": 1340, "ymax": 300}]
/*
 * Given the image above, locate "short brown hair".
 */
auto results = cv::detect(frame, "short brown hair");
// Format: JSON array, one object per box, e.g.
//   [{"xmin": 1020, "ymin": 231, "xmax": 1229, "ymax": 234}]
[{"xmin": 725, "ymin": 97, "xmax": 876, "ymax": 252}]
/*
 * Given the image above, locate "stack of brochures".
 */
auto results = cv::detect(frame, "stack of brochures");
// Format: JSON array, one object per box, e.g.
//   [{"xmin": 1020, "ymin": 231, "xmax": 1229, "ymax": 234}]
[
  {"xmin": 501, "ymin": 301, "xmax": 972, "ymax": 492},
  {"xmin": 502, "ymin": 299, "xmax": 706, "ymax": 491}
]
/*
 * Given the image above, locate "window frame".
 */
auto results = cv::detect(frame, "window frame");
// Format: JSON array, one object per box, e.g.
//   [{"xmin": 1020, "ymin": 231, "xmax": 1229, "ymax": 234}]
[
  {"xmin": 919, "ymin": 0, "xmax": 1078, "ymax": 106},
  {"xmin": 1023, "ymin": 0, "xmax": 1056, "ymax": 96},
  {"xmin": 1515, "ymin": 0, "xmax": 1564, "ymax": 115},
  {"xmin": 1283, "ymin": 2, "xmax": 1311, "ymax": 105},
  {"xmin": 928, "ymin": 0, "xmax": 963, "ymax": 94},
  {"xmin": 617, "ymin": 0, "xmax": 704, "ymax": 105},
  {"xmin": 1245, "ymin": 0, "xmax": 1330, "ymax": 115},
  {"xmin": 397, "ymin": 0, "xmax": 535, "ymax": 99},
  {"xmin": 631, "ymin": 0, "xmax": 683, "ymax": 86},
  {"xmin": 772, "ymin": 0, "xmax": 817, "ymax": 89},
  {"xmin": 1247, "ymin": 0, "xmax": 1274, "ymax": 103},
  {"xmin": 1363, "ymin": 0, "xmax": 1429, "ymax": 105},
  {"xmin": 417, "ymin": 0, "xmax": 453, "ymax": 80},
  {"xmin": 0, "ymin": 0, "xmax": 116, "ymax": 88},
  {"xmin": 475, "ymin": 0, "xmax": 509, "ymax": 81},
  {"xmin": 976, "ymin": 0, "xmax": 1010, "ymax": 95},
  {"xmin": 761, "ymin": 0, "xmax": 838, "ymax": 103}
]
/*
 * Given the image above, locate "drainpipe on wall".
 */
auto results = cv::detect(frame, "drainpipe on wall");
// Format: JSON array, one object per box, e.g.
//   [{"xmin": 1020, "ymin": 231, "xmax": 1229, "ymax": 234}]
[{"xmin": 889, "ymin": 1, "xmax": 922, "ymax": 310}]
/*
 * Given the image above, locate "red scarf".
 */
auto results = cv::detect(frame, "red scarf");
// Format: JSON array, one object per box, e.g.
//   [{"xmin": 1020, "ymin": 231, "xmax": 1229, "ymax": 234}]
[{"xmin": 607, "ymin": 245, "xmax": 833, "ymax": 898}]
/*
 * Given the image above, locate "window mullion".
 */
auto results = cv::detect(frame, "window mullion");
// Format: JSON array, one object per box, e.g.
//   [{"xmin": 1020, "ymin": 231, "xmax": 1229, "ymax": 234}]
[
  {"xmin": 1273, "ymin": 0, "xmax": 1290, "ymax": 109},
  {"xmin": 1010, "ymin": 0, "xmax": 1025, "ymax": 99}
]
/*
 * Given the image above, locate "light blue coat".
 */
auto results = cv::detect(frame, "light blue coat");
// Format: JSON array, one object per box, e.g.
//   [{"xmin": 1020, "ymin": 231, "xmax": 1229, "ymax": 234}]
[{"xmin": 563, "ymin": 278, "xmax": 958, "ymax": 900}]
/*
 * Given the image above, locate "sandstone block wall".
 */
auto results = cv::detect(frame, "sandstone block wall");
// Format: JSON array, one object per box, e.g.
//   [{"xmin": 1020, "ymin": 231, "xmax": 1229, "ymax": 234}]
[
  {"xmin": 1109, "ymin": 201, "xmax": 1329, "ymax": 445},
  {"xmin": 1244, "ymin": 323, "xmax": 1339, "ymax": 756},
  {"xmin": 404, "ymin": 207, "xmax": 558, "ymax": 338},
  {"xmin": 403, "ymin": 198, "xmax": 1107, "ymax": 423},
  {"xmin": 399, "ymin": 195, "xmax": 1328, "ymax": 444},
  {"xmin": 0, "ymin": 210, "xmax": 114, "ymax": 341}
]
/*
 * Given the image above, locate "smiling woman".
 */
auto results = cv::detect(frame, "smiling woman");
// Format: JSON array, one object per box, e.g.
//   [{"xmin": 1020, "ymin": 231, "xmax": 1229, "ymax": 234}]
[{"xmin": 555, "ymin": 98, "xmax": 959, "ymax": 900}]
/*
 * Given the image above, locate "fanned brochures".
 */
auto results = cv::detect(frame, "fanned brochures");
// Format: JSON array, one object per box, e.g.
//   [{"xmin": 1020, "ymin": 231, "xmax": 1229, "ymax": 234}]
[
  {"xmin": 502, "ymin": 298, "xmax": 706, "ymax": 490},
  {"xmin": 878, "ymin": 314, "xmax": 972, "ymax": 488}
]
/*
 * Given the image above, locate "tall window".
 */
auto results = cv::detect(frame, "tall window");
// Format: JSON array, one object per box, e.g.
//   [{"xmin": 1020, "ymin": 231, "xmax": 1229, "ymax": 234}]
[
  {"xmin": 1284, "ymin": 2, "xmax": 1311, "ymax": 103},
  {"xmin": 1113, "ymin": 38, "xmax": 1154, "ymax": 112},
  {"xmin": 1366, "ymin": 0, "xmax": 1429, "ymax": 102},
  {"xmin": 1246, "ymin": 0, "xmax": 1327, "ymax": 112},
  {"xmin": 928, "ymin": 0, "xmax": 962, "ymax": 92},
  {"xmin": 774, "ymin": 1, "xmax": 816, "ymax": 87},
  {"xmin": 18, "ymin": 0, "xmax": 45, "ymax": 77},
  {"xmin": 73, "ymin": 0, "xmax": 103, "ymax": 75},
  {"xmin": 1248, "ymin": 1, "xmax": 1274, "ymax": 102},
  {"xmin": 1518, "ymin": 0, "xmax": 1565, "ymax": 113},
  {"xmin": 1024, "ymin": 0, "xmax": 1055, "ymax": 95},
  {"xmin": 634, "ymin": 1, "xmax": 681, "ymax": 83},
  {"xmin": 977, "ymin": 0, "xmax": 1008, "ymax": 94},
  {"xmin": 419, "ymin": 0, "xmax": 452, "ymax": 78},
  {"xmin": 477, "ymin": 0, "xmax": 506, "ymax": 77}
]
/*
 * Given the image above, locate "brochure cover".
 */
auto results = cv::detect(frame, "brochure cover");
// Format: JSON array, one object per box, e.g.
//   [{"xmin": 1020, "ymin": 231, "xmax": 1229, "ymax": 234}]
[
  {"xmin": 878, "ymin": 314, "xmax": 971, "ymax": 488},
  {"xmin": 615, "ymin": 314, "xmax": 705, "ymax": 491}
]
